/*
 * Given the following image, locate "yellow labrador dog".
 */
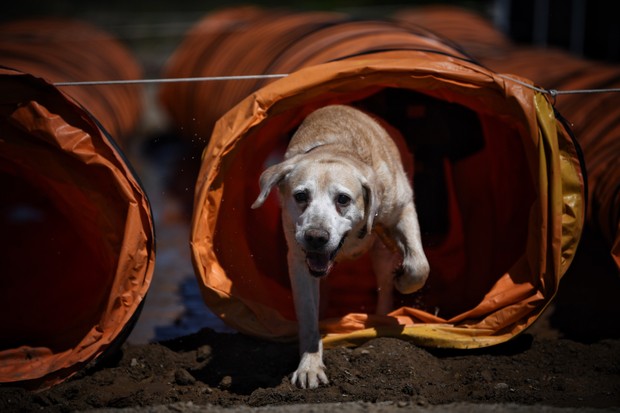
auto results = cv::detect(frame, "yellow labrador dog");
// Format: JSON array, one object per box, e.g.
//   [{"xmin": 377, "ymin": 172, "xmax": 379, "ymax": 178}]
[{"xmin": 252, "ymin": 105, "xmax": 430, "ymax": 389}]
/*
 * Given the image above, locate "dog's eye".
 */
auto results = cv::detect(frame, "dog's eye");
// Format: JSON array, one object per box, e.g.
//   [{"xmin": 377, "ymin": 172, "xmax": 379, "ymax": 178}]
[
  {"xmin": 336, "ymin": 194, "xmax": 351, "ymax": 207},
  {"xmin": 294, "ymin": 191, "xmax": 308, "ymax": 204}
]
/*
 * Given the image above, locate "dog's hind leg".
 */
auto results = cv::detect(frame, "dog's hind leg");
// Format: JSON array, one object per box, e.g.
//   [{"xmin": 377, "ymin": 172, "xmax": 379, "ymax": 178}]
[{"xmin": 371, "ymin": 236, "xmax": 401, "ymax": 315}]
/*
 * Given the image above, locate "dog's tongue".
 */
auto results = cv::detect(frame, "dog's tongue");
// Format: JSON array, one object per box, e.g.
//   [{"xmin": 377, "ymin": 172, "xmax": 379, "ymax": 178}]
[{"xmin": 306, "ymin": 252, "xmax": 332, "ymax": 276}]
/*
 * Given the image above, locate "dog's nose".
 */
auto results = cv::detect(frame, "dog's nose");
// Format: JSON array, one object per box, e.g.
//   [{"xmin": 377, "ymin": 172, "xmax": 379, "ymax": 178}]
[{"xmin": 304, "ymin": 229, "xmax": 330, "ymax": 249}]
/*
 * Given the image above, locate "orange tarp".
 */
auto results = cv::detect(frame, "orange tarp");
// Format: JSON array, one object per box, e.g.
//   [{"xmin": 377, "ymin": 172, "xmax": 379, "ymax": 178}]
[
  {"xmin": 0, "ymin": 18, "xmax": 150, "ymax": 389},
  {"xmin": 0, "ymin": 69, "xmax": 154, "ymax": 389},
  {"xmin": 190, "ymin": 52, "xmax": 585, "ymax": 349}
]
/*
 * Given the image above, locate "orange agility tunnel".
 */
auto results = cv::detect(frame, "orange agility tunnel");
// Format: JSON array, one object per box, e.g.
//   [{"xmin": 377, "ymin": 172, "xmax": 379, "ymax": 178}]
[
  {"xmin": 161, "ymin": 9, "xmax": 585, "ymax": 348},
  {"xmin": 0, "ymin": 21, "xmax": 153, "ymax": 390},
  {"xmin": 180, "ymin": 9, "xmax": 586, "ymax": 349}
]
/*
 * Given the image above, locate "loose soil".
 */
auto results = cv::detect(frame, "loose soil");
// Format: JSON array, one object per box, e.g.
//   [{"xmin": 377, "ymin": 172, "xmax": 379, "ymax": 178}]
[{"xmin": 1, "ymin": 230, "xmax": 619, "ymax": 413}]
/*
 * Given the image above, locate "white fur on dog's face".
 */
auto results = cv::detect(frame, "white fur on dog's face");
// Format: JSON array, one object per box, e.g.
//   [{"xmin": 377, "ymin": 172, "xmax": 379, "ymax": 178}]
[
  {"xmin": 251, "ymin": 150, "xmax": 374, "ymax": 278},
  {"xmin": 281, "ymin": 157, "xmax": 367, "ymax": 277}
]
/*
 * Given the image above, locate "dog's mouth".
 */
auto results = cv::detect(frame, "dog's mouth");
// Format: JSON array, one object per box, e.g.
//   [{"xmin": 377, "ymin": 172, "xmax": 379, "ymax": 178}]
[
  {"xmin": 305, "ymin": 252, "xmax": 333, "ymax": 277},
  {"xmin": 305, "ymin": 234, "xmax": 347, "ymax": 278}
]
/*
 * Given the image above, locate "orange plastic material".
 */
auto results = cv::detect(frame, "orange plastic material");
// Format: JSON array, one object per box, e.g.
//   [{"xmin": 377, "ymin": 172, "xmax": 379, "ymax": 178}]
[
  {"xmin": 396, "ymin": 6, "xmax": 620, "ymax": 270},
  {"xmin": 484, "ymin": 51, "xmax": 620, "ymax": 270},
  {"xmin": 159, "ymin": 8, "xmax": 470, "ymax": 145},
  {"xmin": 190, "ymin": 49, "xmax": 585, "ymax": 349},
  {"xmin": 394, "ymin": 5, "xmax": 512, "ymax": 60},
  {"xmin": 0, "ymin": 69, "xmax": 154, "ymax": 389},
  {"xmin": 0, "ymin": 18, "xmax": 143, "ymax": 142}
]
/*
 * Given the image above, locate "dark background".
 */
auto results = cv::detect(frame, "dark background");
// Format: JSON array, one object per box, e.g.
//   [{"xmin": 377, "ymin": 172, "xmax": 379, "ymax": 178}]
[{"xmin": 3, "ymin": 0, "xmax": 619, "ymax": 64}]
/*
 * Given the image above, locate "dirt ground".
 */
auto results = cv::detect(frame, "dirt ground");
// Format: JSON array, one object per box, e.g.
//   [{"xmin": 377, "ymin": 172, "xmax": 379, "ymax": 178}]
[{"xmin": 1, "ymin": 227, "xmax": 619, "ymax": 413}]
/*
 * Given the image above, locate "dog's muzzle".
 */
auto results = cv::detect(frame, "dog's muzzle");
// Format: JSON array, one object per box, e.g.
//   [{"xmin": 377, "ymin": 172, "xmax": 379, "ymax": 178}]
[{"xmin": 304, "ymin": 230, "xmax": 347, "ymax": 277}]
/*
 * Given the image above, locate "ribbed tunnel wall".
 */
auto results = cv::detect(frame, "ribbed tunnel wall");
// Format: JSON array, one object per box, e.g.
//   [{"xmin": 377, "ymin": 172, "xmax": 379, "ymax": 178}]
[{"xmin": 0, "ymin": 19, "xmax": 154, "ymax": 389}]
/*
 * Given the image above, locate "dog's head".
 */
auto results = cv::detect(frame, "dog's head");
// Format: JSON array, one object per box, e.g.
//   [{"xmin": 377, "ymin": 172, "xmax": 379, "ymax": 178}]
[{"xmin": 252, "ymin": 152, "xmax": 377, "ymax": 277}]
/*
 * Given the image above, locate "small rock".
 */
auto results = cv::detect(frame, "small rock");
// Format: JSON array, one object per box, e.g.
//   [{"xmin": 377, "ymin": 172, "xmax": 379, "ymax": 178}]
[
  {"xmin": 174, "ymin": 369, "xmax": 196, "ymax": 386},
  {"xmin": 196, "ymin": 345, "xmax": 212, "ymax": 362},
  {"xmin": 352, "ymin": 348, "xmax": 371, "ymax": 359},
  {"xmin": 130, "ymin": 358, "xmax": 138, "ymax": 368},
  {"xmin": 415, "ymin": 397, "xmax": 429, "ymax": 407},
  {"xmin": 494, "ymin": 382, "xmax": 509, "ymax": 390},
  {"xmin": 219, "ymin": 375, "xmax": 233, "ymax": 389}
]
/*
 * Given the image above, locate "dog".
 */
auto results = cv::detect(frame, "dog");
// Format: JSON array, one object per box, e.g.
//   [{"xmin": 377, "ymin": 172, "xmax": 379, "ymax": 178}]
[{"xmin": 251, "ymin": 105, "xmax": 430, "ymax": 389}]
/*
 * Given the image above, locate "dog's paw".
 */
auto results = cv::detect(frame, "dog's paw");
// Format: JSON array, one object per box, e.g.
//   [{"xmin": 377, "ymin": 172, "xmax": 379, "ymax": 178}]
[
  {"xmin": 393, "ymin": 259, "xmax": 429, "ymax": 294},
  {"xmin": 291, "ymin": 353, "xmax": 329, "ymax": 389}
]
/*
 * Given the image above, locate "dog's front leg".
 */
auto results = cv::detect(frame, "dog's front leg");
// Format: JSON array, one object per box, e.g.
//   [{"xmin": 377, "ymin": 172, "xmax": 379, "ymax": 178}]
[
  {"xmin": 288, "ymin": 257, "xmax": 328, "ymax": 389},
  {"xmin": 390, "ymin": 201, "xmax": 430, "ymax": 294}
]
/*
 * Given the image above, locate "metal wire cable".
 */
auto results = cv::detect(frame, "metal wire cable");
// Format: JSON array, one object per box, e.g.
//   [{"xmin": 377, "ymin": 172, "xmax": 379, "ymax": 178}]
[
  {"xmin": 496, "ymin": 74, "xmax": 620, "ymax": 97},
  {"xmin": 52, "ymin": 74, "xmax": 289, "ymax": 86},
  {"xmin": 52, "ymin": 73, "xmax": 620, "ymax": 98}
]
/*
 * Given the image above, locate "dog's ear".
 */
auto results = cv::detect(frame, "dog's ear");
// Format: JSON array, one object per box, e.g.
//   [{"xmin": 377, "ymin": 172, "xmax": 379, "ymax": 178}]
[
  {"xmin": 251, "ymin": 159, "xmax": 296, "ymax": 209},
  {"xmin": 359, "ymin": 172, "xmax": 378, "ymax": 239}
]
